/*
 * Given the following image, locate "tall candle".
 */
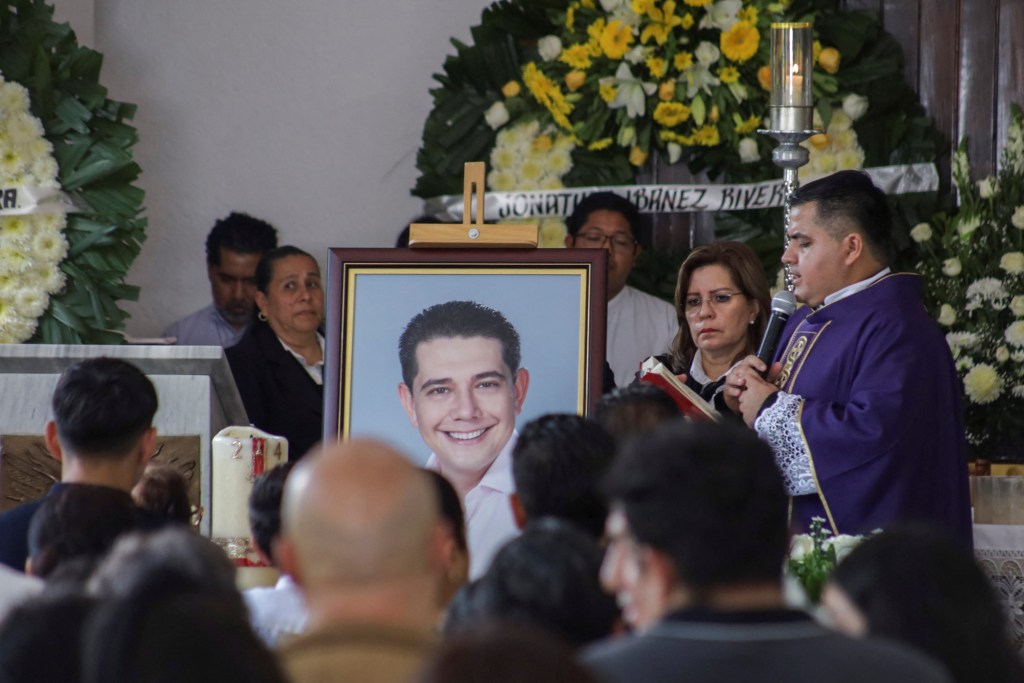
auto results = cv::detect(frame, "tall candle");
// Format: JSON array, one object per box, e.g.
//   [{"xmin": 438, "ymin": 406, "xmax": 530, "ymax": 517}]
[
  {"xmin": 211, "ymin": 426, "xmax": 288, "ymax": 565},
  {"xmin": 770, "ymin": 23, "xmax": 813, "ymax": 110}
]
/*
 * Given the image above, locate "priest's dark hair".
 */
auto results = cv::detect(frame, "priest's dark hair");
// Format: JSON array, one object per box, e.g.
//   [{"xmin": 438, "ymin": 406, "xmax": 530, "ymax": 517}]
[
  {"xmin": 248, "ymin": 462, "xmax": 296, "ymax": 565},
  {"xmin": 565, "ymin": 191, "xmax": 645, "ymax": 243},
  {"xmin": 512, "ymin": 414, "xmax": 615, "ymax": 538},
  {"xmin": 253, "ymin": 245, "xmax": 317, "ymax": 294},
  {"xmin": 603, "ymin": 420, "xmax": 788, "ymax": 592},
  {"xmin": 205, "ymin": 212, "xmax": 278, "ymax": 265},
  {"xmin": 789, "ymin": 169, "xmax": 894, "ymax": 265},
  {"xmin": 52, "ymin": 358, "xmax": 158, "ymax": 459},
  {"xmin": 398, "ymin": 300, "xmax": 521, "ymax": 388}
]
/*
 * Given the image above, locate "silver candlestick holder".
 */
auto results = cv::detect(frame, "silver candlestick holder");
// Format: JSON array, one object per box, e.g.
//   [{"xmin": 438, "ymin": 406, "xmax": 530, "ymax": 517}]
[{"xmin": 758, "ymin": 22, "xmax": 817, "ymax": 291}]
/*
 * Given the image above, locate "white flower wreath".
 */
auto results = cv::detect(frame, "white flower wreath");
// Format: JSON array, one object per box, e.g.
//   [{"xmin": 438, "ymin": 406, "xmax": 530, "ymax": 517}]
[{"xmin": 0, "ymin": 76, "xmax": 68, "ymax": 343}]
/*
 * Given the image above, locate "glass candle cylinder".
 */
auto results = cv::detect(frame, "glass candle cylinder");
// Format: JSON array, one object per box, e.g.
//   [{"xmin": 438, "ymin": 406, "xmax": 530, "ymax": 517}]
[{"xmin": 770, "ymin": 23, "xmax": 813, "ymax": 107}]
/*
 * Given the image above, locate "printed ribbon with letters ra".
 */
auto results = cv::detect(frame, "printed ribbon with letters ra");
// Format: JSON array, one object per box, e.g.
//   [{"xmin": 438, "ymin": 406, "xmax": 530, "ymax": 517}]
[{"xmin": 423, "ymin": 163, "xmax": 938, "ymax": 222}]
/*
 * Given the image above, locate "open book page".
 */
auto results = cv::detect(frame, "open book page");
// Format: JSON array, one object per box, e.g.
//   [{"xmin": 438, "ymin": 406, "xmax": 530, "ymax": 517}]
[{"xmin": 638, "ymin": 357, "xmax": 721, "ymax": 423}]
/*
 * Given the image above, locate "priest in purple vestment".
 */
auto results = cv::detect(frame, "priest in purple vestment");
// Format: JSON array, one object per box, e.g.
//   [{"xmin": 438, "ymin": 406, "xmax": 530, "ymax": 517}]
[{"xmin": 724, "ymin": 170, "xmax": 972, "ymax": 546}]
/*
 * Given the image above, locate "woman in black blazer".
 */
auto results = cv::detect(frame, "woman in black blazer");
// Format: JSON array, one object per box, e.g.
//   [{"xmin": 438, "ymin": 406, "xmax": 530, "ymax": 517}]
[{"xmin": 227, "ymin": 246, "xmax": 324, "ymax": 460}]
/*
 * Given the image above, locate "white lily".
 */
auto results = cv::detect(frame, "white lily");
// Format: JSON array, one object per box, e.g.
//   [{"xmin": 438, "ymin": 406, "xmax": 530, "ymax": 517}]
[{"xmin": 601, "ymin": 62, "xmax": 657, "ymax": 119}]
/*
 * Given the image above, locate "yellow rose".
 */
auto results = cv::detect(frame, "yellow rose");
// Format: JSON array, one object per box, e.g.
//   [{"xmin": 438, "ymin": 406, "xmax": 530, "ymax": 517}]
[
  {"xmin": 629, "ymin": 146, "xmax": 649, "ymax": 166},
  {"xmin": 502, "ymin": 81, "xmax": 521, "ymax": 98},
  {"xmin": 658, "ymin": 81, "xmax": 676, "ymax": 101},
  {"xmin": 809, "ymin": 133, "xmax": 830, "ymax": 150},
  {"xmin": 565, "ymin": 70, "xmax": 586, "ymax": 92},
  {"xmin": 818, "ymin": 47, "xmax": 841, "ymax": 74},
  {"xmin": 757, "ymin": 65, "xmax": 771, "ymax": 91}
]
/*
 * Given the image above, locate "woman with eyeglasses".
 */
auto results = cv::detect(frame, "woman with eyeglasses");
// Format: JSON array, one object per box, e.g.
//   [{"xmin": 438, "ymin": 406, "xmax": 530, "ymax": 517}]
[{"xmin": 662, "ymin": 241, "xmax": 772, "ymax": 411}]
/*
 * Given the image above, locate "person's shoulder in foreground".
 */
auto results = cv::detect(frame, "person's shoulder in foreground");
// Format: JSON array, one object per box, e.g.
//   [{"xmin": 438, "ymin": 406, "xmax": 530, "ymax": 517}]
[{"xmin": 582, "ymin": 610, "xmax": 955, "ymax": 683}]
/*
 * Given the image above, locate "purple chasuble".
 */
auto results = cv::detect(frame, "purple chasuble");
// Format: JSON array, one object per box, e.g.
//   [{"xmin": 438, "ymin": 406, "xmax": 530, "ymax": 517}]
[{"xmin": 771, "ymin": 273, "xmax": 972, "ymax": 546}]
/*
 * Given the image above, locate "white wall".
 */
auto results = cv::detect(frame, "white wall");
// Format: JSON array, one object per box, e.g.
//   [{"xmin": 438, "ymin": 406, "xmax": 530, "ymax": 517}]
[{"xmin": 54, "ymin": 0, "xmax": 491, "ymax": 336}]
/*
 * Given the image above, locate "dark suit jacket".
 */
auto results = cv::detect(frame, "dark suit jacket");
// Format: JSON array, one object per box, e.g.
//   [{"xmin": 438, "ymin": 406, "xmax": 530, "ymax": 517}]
[{"xmin": 226, "ymin": 321, "xmax": 324, "ymax": 460}]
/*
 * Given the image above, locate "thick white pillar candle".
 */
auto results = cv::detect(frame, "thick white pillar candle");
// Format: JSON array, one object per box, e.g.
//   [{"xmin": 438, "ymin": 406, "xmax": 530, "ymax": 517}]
[{"xmin": 211, "ymin": 426, "xmax": 288, "ymax": 565}]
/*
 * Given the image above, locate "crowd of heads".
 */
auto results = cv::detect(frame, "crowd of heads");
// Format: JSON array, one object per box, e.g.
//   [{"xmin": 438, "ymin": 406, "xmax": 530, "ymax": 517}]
[{"xmin": 2, "ymin": 178, "xmax": 1018, "ymax": 683}]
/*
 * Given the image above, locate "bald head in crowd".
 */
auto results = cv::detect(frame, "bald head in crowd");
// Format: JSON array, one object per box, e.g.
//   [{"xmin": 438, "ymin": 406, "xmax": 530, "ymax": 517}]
[{"xmin": 278, "ymin": 439, "xmax": 445, "ymax": 629}]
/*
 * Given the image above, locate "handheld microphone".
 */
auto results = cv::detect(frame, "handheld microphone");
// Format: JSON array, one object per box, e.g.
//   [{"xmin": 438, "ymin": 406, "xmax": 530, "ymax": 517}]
[{"xmin": 755, "ymin": 290, "xmax": 797, "ymax": 367}]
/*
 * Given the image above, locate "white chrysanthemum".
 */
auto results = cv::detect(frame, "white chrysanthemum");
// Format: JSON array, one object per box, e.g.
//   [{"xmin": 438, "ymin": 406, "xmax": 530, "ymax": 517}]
[
  {"xmin": 0, "ymin": 216, "xmax": 30, "ymax": 241},
  {"xmin": 1006, "ymin": 321, "xmax": 1024, "ymax": 348},
  {"xmin": 1014, "ymin": 385, "xmax": 1024, "ymax": 399},
  {"xmin": 964, "ymin": 364, "xmax": 1003, "ymax": 404},
  {"xmin": 966, "ymin": 277, "xmax": 1009, "ymax": 303},
  {"xmin": 548, "ymin": 149, "xmax": 573, "ymax": 175},
  {"xmin": 490, "ymin": 145, "xmax": 522, "ymax": 172},
  {"xmin": 487, "ymin": 169, "xmax": 517, "ymax": 192},
  {"xmin": 1011, "ymin": 296, "xmax": 1024, "ymax": 317},
  {"xmin": 828, "ymin": 110, "xmax": 852, "ymax": 133},
  {"xmin": 30, "ymin": 157, "xmax": 59, "ymax": 186},
  {"xmin": 31, "ymin": 229, "xmax": 69, "ymax": 263},
  {"xmin": 942, "ymin": 258, "xmax": 962, "ymax": 276},
  {"xmin": 539, "ymin": 175, "xmax": 564, "ymax": 190},
  {"xmin": 13, "ymin": 287, "xmax": 46, "ymax": 318},
  {"xmin": 1014, "ymin": 351, "xmax": 1024, "ymax": 363},
  {"xmin": 1001, "ymin": 252, "xmax": 1024, "ymax": 275},
  {"xmin": 30, "ymin": 263, "xmax": 65, "ymax": 293},
  {"xmin": 830, "ymin": 128, "xmax": 855, "ymax": 150},
  {"xmin": 539, "ymin": 218, "xmax": 568, "ymax": 248},
  {"xmin": 835, "ymin": 148, "xmax": 866, "ymax": 171},
  {"xmin": 910, "ymin": 222, "xmax": 933, "ymax": 242},
  {"xmin": 947, "ymin": 331, "xmax": 980, "ymax": 352},
  {"xmin": 997, "ymin": 346, "xmax": 1011, "ymax": 363},
  {"xmin": 938, "ymin": 304, "xmax": 957, "ymax": 326},
  {"xmin": 0, "ymin": 82, "xmax": 29, "ymax": 113},
  {"xmin": 0, "ymin": 247, "xmax": 32, "ymax": 274}
]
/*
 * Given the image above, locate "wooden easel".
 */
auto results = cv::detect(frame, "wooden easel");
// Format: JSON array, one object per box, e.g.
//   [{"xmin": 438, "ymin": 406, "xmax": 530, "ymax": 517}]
[{"xmin": 408, "ymin": 162, "xmax": 539, "ymax": 248}]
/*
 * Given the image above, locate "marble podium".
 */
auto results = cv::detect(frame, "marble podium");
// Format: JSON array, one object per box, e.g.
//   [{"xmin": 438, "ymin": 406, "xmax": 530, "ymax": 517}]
[{"xmin": 0, "ymin": 344, "xmax": 248, "ymax": 536}]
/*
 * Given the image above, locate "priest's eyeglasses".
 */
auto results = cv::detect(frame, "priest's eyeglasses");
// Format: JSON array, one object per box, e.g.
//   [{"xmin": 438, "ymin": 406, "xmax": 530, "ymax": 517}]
[
  {"xmin": 684, "ymin": 291, "xmax": 744, "ymax": 313},
  {"xmin": 576, "ymin": 231, "xmax": 638, "ymax": 252}
]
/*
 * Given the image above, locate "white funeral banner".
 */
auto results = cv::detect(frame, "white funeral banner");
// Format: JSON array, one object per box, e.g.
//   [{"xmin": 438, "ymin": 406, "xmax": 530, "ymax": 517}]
[
  {"xmin": 423, "ymin": 163, "xmax": 939, "ymax": 222},
  {"xmin": 0, "ymin": 186, "xmax": 80, "ymax": 216}
]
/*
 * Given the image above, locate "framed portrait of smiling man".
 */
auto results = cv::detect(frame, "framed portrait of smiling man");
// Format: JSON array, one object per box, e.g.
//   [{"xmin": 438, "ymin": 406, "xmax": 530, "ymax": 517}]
[{"xmin": 322, "ymin": 248, "xmax": 608, "ymax": 466}]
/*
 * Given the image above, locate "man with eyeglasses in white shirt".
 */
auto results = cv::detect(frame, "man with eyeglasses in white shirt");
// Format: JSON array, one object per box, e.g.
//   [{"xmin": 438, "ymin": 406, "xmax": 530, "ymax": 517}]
[{"xmin": 565, "ymin": 192, "xmax": 677, "ymax": 387}]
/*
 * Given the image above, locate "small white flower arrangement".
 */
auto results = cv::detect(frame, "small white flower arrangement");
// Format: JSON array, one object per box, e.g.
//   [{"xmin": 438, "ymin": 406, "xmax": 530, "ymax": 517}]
[
  {"xmin": 915, "ymin": 103, "xmax": 1024, "ymax": 455},
  {"xmin": 0, "ymin": 77, "xmax": 68, "ymax": 343},
  {"xmin": 785, "ymin": 517, "xmax": 869, "ymax": 604}
]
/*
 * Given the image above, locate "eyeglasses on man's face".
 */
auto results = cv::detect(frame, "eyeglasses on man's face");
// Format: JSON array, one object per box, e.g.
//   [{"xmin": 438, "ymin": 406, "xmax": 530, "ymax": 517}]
[
  {"xmin": 575, "ymin": 231, "xmax": 638, "ymax": 252},
  {"xmin": 683, "ymin": 291, "xmax": 745, "ymax": 313}
]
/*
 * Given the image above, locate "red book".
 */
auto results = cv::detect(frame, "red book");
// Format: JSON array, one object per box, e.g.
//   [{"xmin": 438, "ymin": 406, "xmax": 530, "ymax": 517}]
[{"xmin": 638, "ymin": 357, "xmax": 721, "ymax": 423}]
